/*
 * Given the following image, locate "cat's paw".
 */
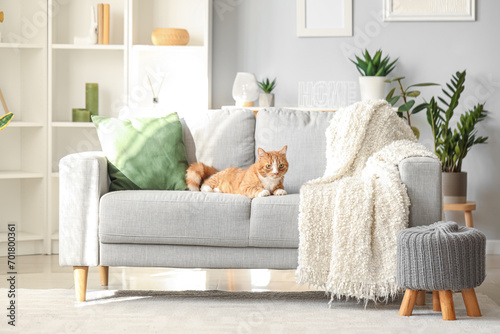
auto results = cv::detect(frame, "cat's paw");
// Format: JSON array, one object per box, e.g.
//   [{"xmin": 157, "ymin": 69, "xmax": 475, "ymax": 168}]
[
  {"xmin": 274, "ymin": 189, "xmax": 287, "ymax": 196},
  {"xmin": 214, "ymin": 188, "xmax": 221, "ymax": 193},
  {"xmin": 257, "ymin": 190, "xmax": 271, "ymax": 197},
  {"xmin": 201, "ymin": 185, "xmax": 213, "ymax": 192}
]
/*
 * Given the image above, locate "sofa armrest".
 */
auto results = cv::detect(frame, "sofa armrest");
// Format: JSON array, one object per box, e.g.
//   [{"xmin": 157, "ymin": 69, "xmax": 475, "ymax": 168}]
[
  {"xmin": 59, "ymin": 151, "xmax": 108, "ymax": 266},
  {"xmin": 399, "ymin": 157, "xmax": 442, "ymax": 227}
]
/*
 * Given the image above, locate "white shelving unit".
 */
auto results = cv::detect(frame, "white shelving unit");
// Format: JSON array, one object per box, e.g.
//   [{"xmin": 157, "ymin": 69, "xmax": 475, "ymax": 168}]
[
  {"xmin": 0, "ymin": 0, "xmax": 211, "ymax": 255},
  {"xmin": 47, "ymin": 0, "xmax": 212, "ymax": 254},
  {"xmin": 0, "ymin": 0, "xmax": 48, "ymax": 255}
]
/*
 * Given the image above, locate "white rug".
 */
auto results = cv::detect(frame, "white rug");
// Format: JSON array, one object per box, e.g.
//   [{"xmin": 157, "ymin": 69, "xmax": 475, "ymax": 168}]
[{"xmin": 2, "ymin": 289, "xmax": 500, "ymax": 333}]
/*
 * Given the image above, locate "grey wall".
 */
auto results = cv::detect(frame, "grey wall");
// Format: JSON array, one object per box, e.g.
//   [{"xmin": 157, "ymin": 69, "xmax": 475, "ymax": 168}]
[{"xmin": 212, "ymin": 0, "xmax": 500, "ymax": 240}]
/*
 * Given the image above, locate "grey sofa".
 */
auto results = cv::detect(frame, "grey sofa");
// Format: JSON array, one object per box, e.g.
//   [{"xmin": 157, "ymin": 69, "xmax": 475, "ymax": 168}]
[{"xmin": 59, "ymin": 108, "xmax": 442, "ymax": 302}]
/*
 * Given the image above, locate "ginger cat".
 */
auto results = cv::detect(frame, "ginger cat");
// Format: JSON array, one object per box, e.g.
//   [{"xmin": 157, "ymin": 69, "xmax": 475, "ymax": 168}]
[{"xmin": 186, "ymin": 146, "xmax": 288, "ymax": 198}]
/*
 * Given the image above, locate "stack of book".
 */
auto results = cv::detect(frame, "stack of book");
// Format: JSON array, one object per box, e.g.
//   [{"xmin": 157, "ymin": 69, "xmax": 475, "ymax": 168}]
[{"xmin": 97, "ymin": 3, "xmax": 110, "ymax": 44}]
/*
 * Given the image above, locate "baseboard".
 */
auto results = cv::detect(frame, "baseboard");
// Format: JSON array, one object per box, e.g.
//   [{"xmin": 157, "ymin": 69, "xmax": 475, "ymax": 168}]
[{"xmin": 486, "ymin": 240, "xmax": 500, "ymax": 254}]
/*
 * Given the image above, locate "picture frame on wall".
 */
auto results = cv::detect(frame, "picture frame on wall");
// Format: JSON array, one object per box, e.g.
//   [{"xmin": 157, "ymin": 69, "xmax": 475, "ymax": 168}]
[
  {"xmin": 383, "ymin": 0, "xmax": 476, "ymax": 21},
  {"xmin": 297, "ymin": 0, "xmax": 352, "ymax": 37}
]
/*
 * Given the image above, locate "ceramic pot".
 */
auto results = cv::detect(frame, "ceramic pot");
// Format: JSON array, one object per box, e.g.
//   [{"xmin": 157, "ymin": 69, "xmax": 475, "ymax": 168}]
[
  {"xmin": 259, "ymin": 93, "xmax": 275, "ymax": 107},
  {"xmin": 359, "ymin": 76, "xmax": 387, "ymax": 101},
  {"xmin": 442, "ymin": 172, "xmax": 467, "ymax": 204}
]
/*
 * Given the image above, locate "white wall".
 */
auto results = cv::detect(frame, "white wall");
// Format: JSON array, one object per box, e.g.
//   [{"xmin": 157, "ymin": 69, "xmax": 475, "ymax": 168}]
[{"xmin": 212, "ymin": 0, "xmax": 500, "ymax": 239}]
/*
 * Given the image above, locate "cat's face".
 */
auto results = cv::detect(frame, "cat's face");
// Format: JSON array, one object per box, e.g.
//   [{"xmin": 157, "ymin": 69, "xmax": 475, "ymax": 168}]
[{"xmin": 257, "ymin": 146, "xmax": 288, "ymax": 179}]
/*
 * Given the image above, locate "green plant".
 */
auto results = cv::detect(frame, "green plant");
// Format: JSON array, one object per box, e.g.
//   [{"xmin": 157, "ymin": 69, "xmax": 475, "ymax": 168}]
[
  {"xmin": 386, "ymin": 77, "xmax": 439, "ymax": 138},
  {"xmin": 350, "ymin": 49, "xmax": 398, "ymax": 77},
  {"xmin": 258, "ymin": 78, "xmax": 276, "ymax": 94},
  {"xmin": 426, "ymin": 70, "xmax": 488, "ymax": 173}
]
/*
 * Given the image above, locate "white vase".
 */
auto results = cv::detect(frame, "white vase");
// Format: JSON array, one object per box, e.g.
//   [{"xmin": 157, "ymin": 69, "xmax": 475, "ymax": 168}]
[
  {"xmin": 259, "ymin": 93, "xmax": 274, "ymax": 107},
  {"xmin": 358, "ymin": 76, "xmax": 387, "ymax": 101},
  {"xmin": 232, "ymin": 72, "xmax": 259, "ymax": 107}
]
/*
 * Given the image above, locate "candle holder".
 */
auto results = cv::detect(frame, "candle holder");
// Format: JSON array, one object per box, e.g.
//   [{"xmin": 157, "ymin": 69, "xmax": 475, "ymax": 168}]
[
  {"xmin": 85, "ymin": 83, "xmax": 99, "ymax": 116},
  {"xmin": 72, "ymin": 108, "xmax": 91, "ymax": 122}
]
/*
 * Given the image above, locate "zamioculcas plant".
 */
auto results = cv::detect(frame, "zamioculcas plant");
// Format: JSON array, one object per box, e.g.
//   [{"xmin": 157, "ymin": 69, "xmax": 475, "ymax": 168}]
[
  {"xmin": 258, "ymin": 78, "xmax": 277, "ymax": 94},
  {"xmin": 386, "ymin": 77, "xmax": 439, "ymax": 138},
  {"xmin": 426, "ymin": 70, "xmax": 488, "ymax": 173},
  {"xmin": 350, "ymin": 49, "xmax": 398, "ymax": 77}
]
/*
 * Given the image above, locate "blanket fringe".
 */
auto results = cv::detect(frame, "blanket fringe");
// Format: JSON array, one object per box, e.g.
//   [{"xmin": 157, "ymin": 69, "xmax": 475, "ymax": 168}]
[{"xmin": 296, "ymin": 266, "xmax": 403, "ymax": 308}]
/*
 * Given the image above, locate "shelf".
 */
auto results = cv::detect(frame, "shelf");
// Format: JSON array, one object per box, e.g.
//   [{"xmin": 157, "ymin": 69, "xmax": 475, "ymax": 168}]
[
  {"xmin": 0, "ymin": 43, "xmax": 45, "ymax": 49},
  {"xmin": 8, "ymin": 122, "xmax": 44, "ymax": 128},
  {"xmin": 132, "ymin": 45, "xmax": 205, "ymax": 52},
  {"xmin": 52, "ymin": 44, "xmax": 125, "ymax": 51},
  {"xmin": 0, "ymin": 231, "xmax": 44, "ymax": 242},
  {"xmin": 52, "ymin": 122, "xmax": 95, "ymax": 128},
  {"xmin": 0, "ymin": 171, "xmax": 44, "ymax": 180}
]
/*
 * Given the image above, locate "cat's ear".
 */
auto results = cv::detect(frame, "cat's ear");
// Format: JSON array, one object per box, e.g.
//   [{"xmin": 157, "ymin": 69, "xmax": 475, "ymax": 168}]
[
  {"xmin": 258, "ymin": 148, "xmax": 266, "ymax": 159},
  {"xmin": 279, "ymin": 145, "xmax": 287, "ymax": 155}
]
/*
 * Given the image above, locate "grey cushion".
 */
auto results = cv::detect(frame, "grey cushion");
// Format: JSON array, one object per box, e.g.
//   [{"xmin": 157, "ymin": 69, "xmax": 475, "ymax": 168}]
[
  {"xmin": 250, "ymin": 194, "xmax": 300, "ymax": 248},
  {"xmin": 99, "ymin": 191, "xmax": 251, "ymax": 247},
  {"xmin": 397, "ymin": 221, "xmax": 486, "ymax": 291},
  {"xmin": 184, "ymin": 109, "xmax": 256, "ymax": 170},
  {"xmin": 255, "ymin": 108, "xmax": 336, "ymax": 194}
]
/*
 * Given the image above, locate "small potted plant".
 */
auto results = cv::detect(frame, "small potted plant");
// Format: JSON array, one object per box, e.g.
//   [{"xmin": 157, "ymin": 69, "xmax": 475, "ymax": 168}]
[
  {"xmin": 350, "ymin": 49, "xmax": 398, "ymax": 101},
  {"xmin": 426, "ymin": 70, "xmax": 488, "ymax": 204},
  {"xmin": 385, "ymin": 77, "xmax": 439, "ymax": 139},
  {"xmin": 258, "ymin": 77, "xmax": 276, "ymax": 107}
]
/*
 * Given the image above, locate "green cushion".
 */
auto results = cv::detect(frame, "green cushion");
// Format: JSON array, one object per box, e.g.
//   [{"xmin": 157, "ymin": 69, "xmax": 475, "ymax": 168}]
[{"xmin": 92, "ymin": 113, "xmax": 188, "ymax": 191}]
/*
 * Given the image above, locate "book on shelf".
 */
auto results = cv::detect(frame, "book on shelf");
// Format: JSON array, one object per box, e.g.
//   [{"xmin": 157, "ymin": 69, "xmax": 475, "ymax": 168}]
[{"xmin": 97, "ymin": 3, "xmax": 110, "ymax": 45}]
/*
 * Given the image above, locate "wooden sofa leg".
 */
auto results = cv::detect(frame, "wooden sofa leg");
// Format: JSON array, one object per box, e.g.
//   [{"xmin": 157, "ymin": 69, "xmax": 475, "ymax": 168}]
[
  {"xmin": 462, "ymin": 289, "xmax": 481, "ymax": 317},
  {"xmin": 432, "ymin": 291, "xmax": 441, "ymax": 311},
  {"xmin": 416, "ymin": 290, "xmax": 426, "ymax": 306},
  {"xmin": 99, "ymin": 265, "xmax": 109, "ymax": 286},
  {"xmin": 399, "ymin": 289, "xmax": 418, "ymax": 316},
  {"xmin": 438, "ymin": 290, "xmax": 456, "ymax": 321},
  {"xmin": 73, "ymin": 266, "xmax": 89, "ymax": 302}
]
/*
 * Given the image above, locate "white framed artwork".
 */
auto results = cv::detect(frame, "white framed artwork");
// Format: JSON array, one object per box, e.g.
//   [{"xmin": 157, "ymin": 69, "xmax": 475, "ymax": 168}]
[
  {"xmin": 297, "ymin": 0, "xmax": 352, "ymax": 37},
  {"xmin": 384, "ymin": 0, "xmax": 476, "ymax": 21}
]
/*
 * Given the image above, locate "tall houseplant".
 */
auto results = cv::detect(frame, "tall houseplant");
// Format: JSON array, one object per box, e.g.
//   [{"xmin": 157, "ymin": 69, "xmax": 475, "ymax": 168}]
[
  {"xmin": 350, "ymin": 49, "xmax": 398, "ymax": 101},
  {"xmin": 426, "ymin": 70, "xmax": 488, "ymax": 203}
]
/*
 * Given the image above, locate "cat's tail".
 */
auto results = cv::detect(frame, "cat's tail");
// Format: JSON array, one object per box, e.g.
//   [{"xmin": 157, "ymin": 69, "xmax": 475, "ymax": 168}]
[{"xmin": 186, "ymin": 162, "xmax": 218, "ymax": 191}]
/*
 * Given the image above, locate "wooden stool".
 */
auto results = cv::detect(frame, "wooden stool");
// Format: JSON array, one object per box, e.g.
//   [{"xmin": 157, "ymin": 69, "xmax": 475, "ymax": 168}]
[
  {"xmin": 444, "ymin": 201, "xmax": 476, "ymax": 228},
  {"xmin": 399, "ymin": 289, "xmax": 481, "ymax": 320}
]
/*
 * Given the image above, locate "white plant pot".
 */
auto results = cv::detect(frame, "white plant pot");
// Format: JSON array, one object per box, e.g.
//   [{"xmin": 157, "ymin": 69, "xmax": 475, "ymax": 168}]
[
  {"xmin": 259, "ymin": 93, "xmax": 274, "ymax": 107},
  {"xmin": 359, "ymin": 76, "xmax": 387, "ymax": 101}
]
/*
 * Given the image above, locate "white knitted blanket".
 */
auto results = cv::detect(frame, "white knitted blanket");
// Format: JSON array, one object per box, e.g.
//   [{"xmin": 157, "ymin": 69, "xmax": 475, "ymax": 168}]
[{"xmin": 296, "ymin": 100, "xmax": 437, "ymax": 303}]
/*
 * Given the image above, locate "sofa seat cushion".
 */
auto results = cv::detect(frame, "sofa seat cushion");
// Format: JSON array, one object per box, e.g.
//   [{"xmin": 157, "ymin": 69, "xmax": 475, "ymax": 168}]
[
  {"xmin": 250, "ymin": 194, "xmax": 300, "ymax": 248},
  {"xmin": 99, "ymin": 191, "xmax": 251, "ymax": 247}
]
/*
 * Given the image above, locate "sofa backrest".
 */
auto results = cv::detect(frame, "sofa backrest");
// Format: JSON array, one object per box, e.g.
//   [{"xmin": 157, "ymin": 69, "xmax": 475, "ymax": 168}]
[
  {"xmin": 182, "ymin": 109, "xmax": 256, "ymax": 171},
  {"xmin": 255, "ymin": 108, "xmax": 336, "ymax": 194}
]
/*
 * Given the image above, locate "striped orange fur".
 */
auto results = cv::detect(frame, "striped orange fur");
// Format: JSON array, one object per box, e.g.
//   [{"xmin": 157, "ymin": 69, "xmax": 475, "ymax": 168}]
[{"xmin": 186, "ymin": 146, "xmax": 288, "ymax": 198}]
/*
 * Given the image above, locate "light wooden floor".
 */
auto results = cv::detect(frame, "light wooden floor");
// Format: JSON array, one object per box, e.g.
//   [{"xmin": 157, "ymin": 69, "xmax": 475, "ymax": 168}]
[{"xmin": 2, "ymin": 254, "xmax": 500, "ymax": 305}]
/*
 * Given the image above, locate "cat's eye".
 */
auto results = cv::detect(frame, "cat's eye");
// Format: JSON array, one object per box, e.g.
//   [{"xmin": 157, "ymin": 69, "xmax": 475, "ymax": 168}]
[
  {"xmin": 265, "ymin": 164, "xmax": 272, "ymax": 169},
  {"xmin": 279, "ymin": 164, "xmax": 284, "ymax": 169}
]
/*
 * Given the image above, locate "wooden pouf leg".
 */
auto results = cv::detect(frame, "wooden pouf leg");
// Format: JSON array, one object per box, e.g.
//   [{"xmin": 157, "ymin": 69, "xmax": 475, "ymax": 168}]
[
  {"xmin": 438, "ymin": 290, "xmax": 456, "ymax": 321},
  {"xmin": 399, "ymin": 289, "xmax": 419, "ymax": 316},
  {"xmin": 462, "ymin": 289, "xmax": 481, "ymax": 317},
  {"xmin": 416, "ymin": 290, "xmax": 426, "ymax": 306},
  {"xmin": 99, "ymin": 265, "xmax": 109, "ymax": 286},
  {"xmin": 432, "ymin": 291, "xmax": 441, "ymax": 311},
  {"xmin": 73, "ymin": 266, "xmax": 89, "ymax": 302}
]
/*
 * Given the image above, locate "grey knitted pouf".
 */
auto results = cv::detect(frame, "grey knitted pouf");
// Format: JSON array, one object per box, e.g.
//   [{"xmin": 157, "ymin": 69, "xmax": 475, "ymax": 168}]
[
  {"xmin": 397, "ymin": 221, "xmax": 486, "ymax": 291},
  {"xmin": 396, "ymin": 221, "xmax": 486, "ymax": 320}
]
